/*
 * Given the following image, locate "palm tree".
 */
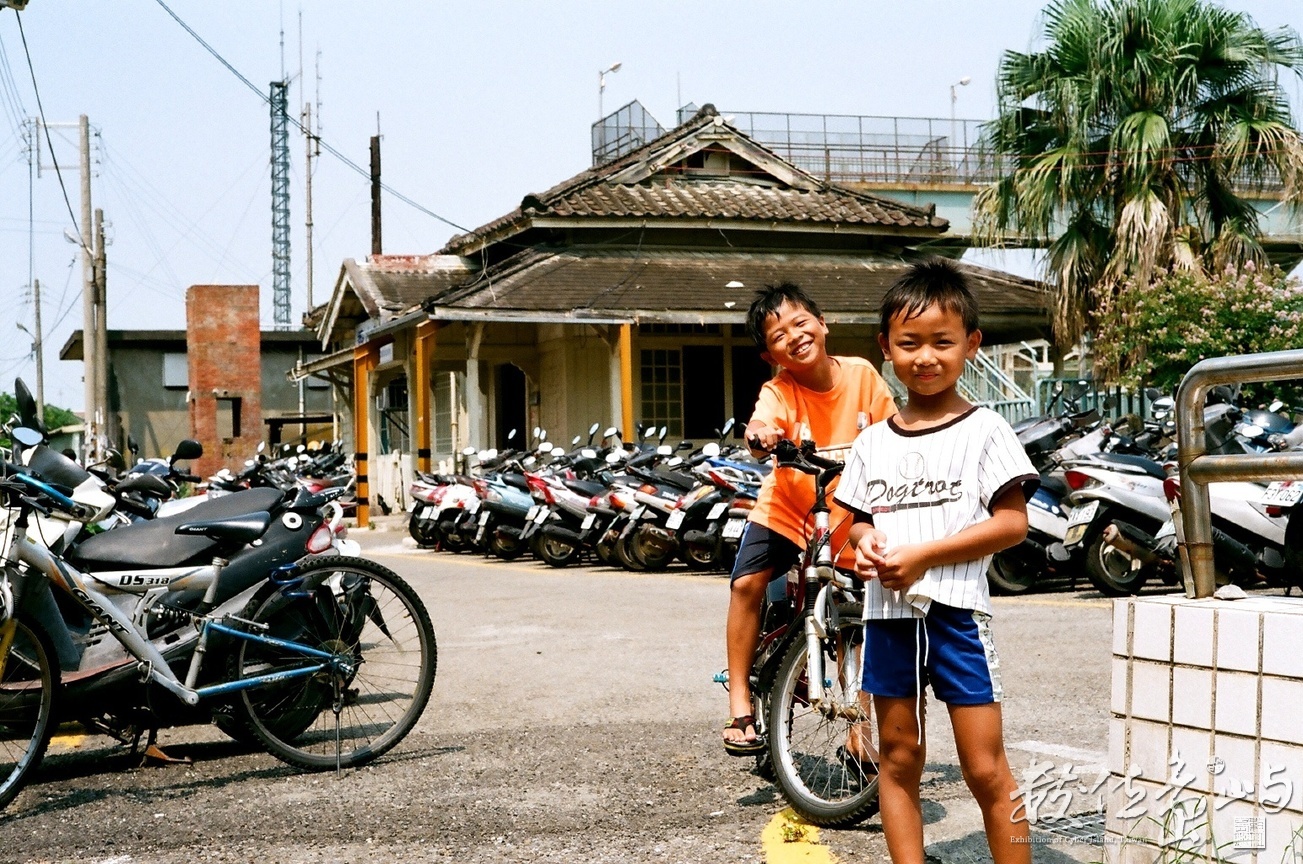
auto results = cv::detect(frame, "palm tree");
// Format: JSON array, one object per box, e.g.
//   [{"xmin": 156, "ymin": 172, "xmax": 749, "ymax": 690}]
[{"xmin": 974, "ymin": 0, "xmax": 1303, "ymax": 347}]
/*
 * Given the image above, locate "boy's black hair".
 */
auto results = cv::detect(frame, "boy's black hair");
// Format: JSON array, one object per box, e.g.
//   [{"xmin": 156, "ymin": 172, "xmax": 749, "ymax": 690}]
[
  {"xmin": 744, "ymin": 282, "xmax": 822, "ymax": 350},
  {"xmin": 879, "ymin": 258, "xmax": 979, "ymax": 338}
]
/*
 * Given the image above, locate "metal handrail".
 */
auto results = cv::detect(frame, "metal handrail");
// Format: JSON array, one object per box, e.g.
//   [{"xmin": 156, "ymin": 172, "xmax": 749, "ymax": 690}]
[{"xmin": 1175, "ymin": 349, "xmax": 1303, "ymax": 598}]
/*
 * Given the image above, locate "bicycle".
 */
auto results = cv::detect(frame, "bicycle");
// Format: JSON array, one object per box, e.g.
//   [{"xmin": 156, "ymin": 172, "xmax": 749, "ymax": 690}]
[
  {"xmin": 0, "ymin": 468, "xmax": 436, "ymax": 811},
  {"xmin": 718, "ymin": 438, "xmax": 879, "ymax": 827}
]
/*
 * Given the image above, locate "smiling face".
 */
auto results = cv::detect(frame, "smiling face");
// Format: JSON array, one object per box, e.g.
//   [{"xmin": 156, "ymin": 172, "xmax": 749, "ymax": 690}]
[
  {"xmin": 878, "ymin": 301, "xmax": 981, "ymax": 398},
  {"xmin": 761, "ymin": 300, "xmax": 830, "ymax": 373}
]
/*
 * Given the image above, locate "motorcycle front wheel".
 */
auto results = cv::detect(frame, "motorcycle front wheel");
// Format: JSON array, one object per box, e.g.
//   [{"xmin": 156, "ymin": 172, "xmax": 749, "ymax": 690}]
[
  {"xmin": 987, "ymin": 549, "xmax": 1038, "ymax": 595},
  {"xmin": 768, "ymin": 602, "xmax": 880, "ymax": 827},
  {"xmin": 408, "ymin": 505, "xmax": 440, "ymax": 548}
]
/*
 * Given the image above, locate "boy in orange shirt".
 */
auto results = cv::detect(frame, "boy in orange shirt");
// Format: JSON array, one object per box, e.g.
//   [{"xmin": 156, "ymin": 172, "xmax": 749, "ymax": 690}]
[{"xmin": 722, "ymin": 282, "xmax": 896, "ymax": 755}]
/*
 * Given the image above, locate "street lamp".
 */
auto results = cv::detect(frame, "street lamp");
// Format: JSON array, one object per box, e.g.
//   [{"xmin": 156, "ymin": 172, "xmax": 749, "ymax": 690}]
[
  {"xmin": 949, "ymin": 76, "xmax": 971, "ymax": 172},
  {"xmin": 598, "ymin": 62, "xmax": 622, "ymax": 120}
]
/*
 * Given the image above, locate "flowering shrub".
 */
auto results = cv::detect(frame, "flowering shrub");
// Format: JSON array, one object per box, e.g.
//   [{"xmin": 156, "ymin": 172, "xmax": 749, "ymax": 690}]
[{"xmin": 1093, "ymin": 263, "xmax": 1303, "ymax": 401}]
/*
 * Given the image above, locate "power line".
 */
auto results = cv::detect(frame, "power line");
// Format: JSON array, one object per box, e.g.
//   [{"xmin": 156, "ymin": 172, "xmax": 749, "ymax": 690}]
[
  {"xmin": 152, "ymin": 0, "xmax": 470, "ymax": 233},
  {"xmin": 11, "ymin": 10, "xmax": 87, "ymax": 252}
]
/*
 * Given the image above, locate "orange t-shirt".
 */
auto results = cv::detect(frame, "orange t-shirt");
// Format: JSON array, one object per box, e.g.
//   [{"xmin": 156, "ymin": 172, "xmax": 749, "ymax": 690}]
[{"xmin": 748, "ymin": 356, "xmax": 897, "ymax": 567}]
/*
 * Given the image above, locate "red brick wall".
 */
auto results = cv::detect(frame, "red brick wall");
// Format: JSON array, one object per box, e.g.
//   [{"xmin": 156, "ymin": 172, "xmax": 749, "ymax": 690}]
[{"xmin": 186, "ymin": 285, "xmax": 263, "ymax": 479}]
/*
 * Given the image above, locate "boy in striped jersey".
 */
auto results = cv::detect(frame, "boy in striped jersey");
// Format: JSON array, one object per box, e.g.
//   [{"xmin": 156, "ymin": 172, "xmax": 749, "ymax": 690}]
[{"xmin": 835, "ymin": 260, "xmax": 1037, "ymax": 864}]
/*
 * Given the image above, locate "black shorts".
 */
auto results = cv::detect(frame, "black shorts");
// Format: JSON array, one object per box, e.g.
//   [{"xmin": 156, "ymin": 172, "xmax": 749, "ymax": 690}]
[{"xmin": 729, "ymin": 522, "xmax": 802, "ymax": 585}]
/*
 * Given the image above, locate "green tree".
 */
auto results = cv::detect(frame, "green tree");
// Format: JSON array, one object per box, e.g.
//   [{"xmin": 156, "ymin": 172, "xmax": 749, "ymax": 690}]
[
  {"xmin": 974, "ymin": 0, "xmax": 1303, "ymax": 347},
  {"xmin": 1093, "ymin": 262, "xmax": 1303, "ymax": 399}
]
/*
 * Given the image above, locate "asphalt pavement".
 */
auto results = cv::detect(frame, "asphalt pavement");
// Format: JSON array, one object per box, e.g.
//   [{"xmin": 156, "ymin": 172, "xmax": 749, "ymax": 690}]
[{"xmin": 4, "ymin": 519, "xmax": 1126, "ymax": 864}]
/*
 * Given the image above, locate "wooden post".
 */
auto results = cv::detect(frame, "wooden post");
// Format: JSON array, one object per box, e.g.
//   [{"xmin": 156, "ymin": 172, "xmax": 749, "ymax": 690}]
[
  {"xmin": 414, "ymin": 320, "xmax": 436, "ymax": 473},
  {"xmin": 618, "ymin": 323, "xmax": 634, "ymax": 439},
  {"xmin": 353, "ymin": 341, "xmax": 379, "ymax": 527}
]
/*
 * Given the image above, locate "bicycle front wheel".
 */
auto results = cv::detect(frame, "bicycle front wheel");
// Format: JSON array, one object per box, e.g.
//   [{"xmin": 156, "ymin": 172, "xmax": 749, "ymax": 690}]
[
  {"xmin": 768, "ymin": 602, "xmax": 879, "ymax": 827},
  {"xmin": 227, "ymin": 556, "xmax": 436, "ymax": 771},
  {"xmin": 0, "ymin": 615, "xmax": 59, "ymax": 811}
]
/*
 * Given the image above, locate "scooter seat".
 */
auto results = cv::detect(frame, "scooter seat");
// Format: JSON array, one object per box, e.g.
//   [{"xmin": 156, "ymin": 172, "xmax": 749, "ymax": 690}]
[
  {"xmin": 563, "ymin": 478, "xmax": 606, "ymax": 498},
  {"xmin": 67, "ymin": 487, "xmax": 284, "ymax": 569},
  {"xmin": 175, "ymin": 511, "xmax": 272, "ymax": 545},
  {"xmin": 502, "ymin": 473, "xmax": 530, "ymax": 492},
  {"xmin": 1094, "ymin": 453, "xmax": 1167, "ymax": 481}
]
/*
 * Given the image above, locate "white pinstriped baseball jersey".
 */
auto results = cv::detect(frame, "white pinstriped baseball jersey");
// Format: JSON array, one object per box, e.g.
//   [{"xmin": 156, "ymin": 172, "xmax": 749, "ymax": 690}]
[{"xmin": 833, "ymin": 405, "xmax": 1037, "ymax": 620}]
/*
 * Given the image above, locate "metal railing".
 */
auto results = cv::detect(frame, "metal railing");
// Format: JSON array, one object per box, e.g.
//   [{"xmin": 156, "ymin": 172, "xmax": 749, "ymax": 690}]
[
  {"xmin": 1175, "ymin": 349, "xmax": 1303, "ymax": 598},
  {"xmin": 959, "ymin": 349, "xmax": 1037, "ymax": 422},
  {"xmin": 592, "ymin": 100, "xmax": 666, "ymax": 166}
]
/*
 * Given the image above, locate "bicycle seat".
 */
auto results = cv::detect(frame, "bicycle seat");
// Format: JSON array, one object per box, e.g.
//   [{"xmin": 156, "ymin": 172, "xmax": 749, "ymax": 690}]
[
  {"xmin": 175, "ymin": 512, "xmax": 273, "ymax": 544},
  {"xmin": 67, "ymin": 487, "xmax": 284, "ymax": 569}
]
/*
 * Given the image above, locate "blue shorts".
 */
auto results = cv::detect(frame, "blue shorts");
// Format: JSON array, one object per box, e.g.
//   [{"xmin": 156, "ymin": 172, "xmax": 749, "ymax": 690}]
[
  {"xmin": 862, "ymin": 603, "xmax": 1002, "ymax": 706},
  {"xmin": 729, "ymin": 522, "xmax": 801, "ymax": 585}
]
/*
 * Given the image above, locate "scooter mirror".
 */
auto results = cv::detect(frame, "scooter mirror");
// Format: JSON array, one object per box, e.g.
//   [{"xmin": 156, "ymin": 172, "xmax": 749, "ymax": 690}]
[
  {"xmin": 127, "ymin": 435, "xmax": 140, "ymax": 456},
  {"xmin": 485, "ymin": 449, "xmax": 499, "ymax": 459},
  {"xmin": 10, "ymin": 427, "xmax": 42, "ymax": 448},
  {"xmin": 605, "ymin": 452, "xmax": 622, "ymax": 464},
  {"xmin": 462, "ymin": 447, "xmax": 477, "ymax": 456},
  {"xmin": 550, "ymin": 443, "xmax": 565, "ymax": 455},
  {"xmin": 580, "ymin": 448, "xmax": 597, "ymax": 459},
  {"xmin": 603, "ymin": 426, "xmax": 618, "ymax": 438},
  {"xmin": 105, "ymin": 449, "xmax": 126, "ymax": 471},
  {"xmin": 508, "ymin": 428, "xmax": 518, "ymax": 441},
  {"xmin": 257, "ymin": 441, "xmax": 266, "ymax": 454},
  {"xmin": 656, "ymin": 444, "xmax": 672, "ymax": 456},
  {"xmin": 721, "ymin": 417, "xmax": 735, "ymax": 435},
  {"xmin": 1145, "ymin": 387, "xmax": 1162, "ymax": 401},
  {"xmin": 540, "ymin": 430, "xmax": 548, "ymax": 441},
  {"xmin": 532, "ymin": 426, "xmax": 541, "ymax": 438},
  {"xmin": 1270, "ymin": 400, "xmax": 1285, "ymax": 413},
  {"xmin": 170, "ymin": 439, "xmax": 203, "ymax": 464},
  {"xmin": 658, "ymin": 426, "xmax": 668, "ymax": 441},
  {"xmin": 677, "ymin": 440, "xmax": 694, "ymax": 451},
  {"xmin": 523, "ymin": 456, "xmax": 537, "ymax": 467},
  {"xmin": 297, "ymin": 444, "xmax": 307, "ymax": 454},
  {"xmin": 667, "ymin": 456, "xmax": 684, "ymax": 467},
  {"xmin": 644, "ymin": 428, "xmax": 657, "ymax": 440},
  {"xmin": 1237, "ymin": 423, "xmax": 1264, "ymax": 439},
  {"xmin": 572, "ymin": 435, "xmax": 581, "ymax": 446},
  {"xmin": 245, "ymin": 459, "xmax": 255, "ymax": 467},
  {"xmin": 702, "ymin": 442, "xmax": 721, "ymax": 457},
  {"xmin": 588, "ymin": 422, "xmax": 599, "ymax": 435}
]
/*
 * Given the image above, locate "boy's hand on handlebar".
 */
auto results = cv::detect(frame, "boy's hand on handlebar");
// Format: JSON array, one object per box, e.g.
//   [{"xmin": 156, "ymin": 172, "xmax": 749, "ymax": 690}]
[
  {"xmin": 853, "ymin": 527, "xmax": 888, "ymax": 580},
  {"xmin": 745, "ymin": 422, "xmax": 783, "ymax": 456}
]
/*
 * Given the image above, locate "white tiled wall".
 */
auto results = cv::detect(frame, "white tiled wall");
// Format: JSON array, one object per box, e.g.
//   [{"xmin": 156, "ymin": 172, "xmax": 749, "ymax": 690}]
[{"xmin": 1104, "ymin": 595, "xmax": 1303, "ymax": 864}]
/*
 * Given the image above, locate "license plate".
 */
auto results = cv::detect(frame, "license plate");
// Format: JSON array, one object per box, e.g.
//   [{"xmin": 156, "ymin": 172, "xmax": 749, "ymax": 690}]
[
  {"xmin": 475, "ymin": 527, "xmax": 485, "ymax": 543},
  {"xmin": 1259, "ymin": 481, "xmax": 1302, "ymax": 507},
  {"xmin": 582, "ymin": 512, "xmax": 597, "ymax": 530},
  {"xmin": 707, "ymin": 502, "xmax": 727, "ymax": 521},
  {"xmin": 465, "ymin": 499, "xmax": 480, "ymax": 514},
  {"xmin": 666, "ymin": 510, "xmax": 686, "ymax": 530},
  {"xmin": 722, "ymin": 518, "xmax": 746, "ymax": 539},
  {"xmin": 478, "ymin": 510, "xmax": 491, "ymax": 526},
  {"xmin": 526, "ymin": 506, "xmax": 539, "ymax": 522},
  {"xmin": 1066, "ymin": 500, "xmax": 1099, "ymax": 530},
  {"xmin": 534, "ymin": 507, "xmax": 550, "ymax": 524}
]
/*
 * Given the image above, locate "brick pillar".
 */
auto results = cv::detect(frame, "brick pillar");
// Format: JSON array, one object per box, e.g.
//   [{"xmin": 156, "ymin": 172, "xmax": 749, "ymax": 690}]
[{"xmin": 186, "ymin": 285, "xmax": 263, "ymax": 479}]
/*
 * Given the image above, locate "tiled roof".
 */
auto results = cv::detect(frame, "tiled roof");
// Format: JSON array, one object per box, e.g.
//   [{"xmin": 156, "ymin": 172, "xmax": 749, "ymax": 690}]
[
  {"xmin": 440, "ymin": 106, "xmax": 944, "ymax": 255},
  {"xmin": 426, "ymin": 249, "xmax": 1049, "ymax": 340}
]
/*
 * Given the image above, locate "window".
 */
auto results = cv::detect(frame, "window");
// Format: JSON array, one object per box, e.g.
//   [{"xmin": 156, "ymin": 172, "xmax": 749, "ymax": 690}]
[
  {"xmin": 163, "ymin": 353, "xmax": 188, "ymax": 389},
  {"xmin": 639, "ymin": 348, "xmax": 682, "ymax": 435},
  {"xmin": 217, "ymin": 397, "xmax": 242, "ymax": 439}
]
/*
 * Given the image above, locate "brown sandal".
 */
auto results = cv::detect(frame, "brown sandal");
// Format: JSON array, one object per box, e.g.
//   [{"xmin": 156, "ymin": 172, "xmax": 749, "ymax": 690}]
[{"xmin": 722, "ymin": 715, "xmax": 765, "ymax": 756}]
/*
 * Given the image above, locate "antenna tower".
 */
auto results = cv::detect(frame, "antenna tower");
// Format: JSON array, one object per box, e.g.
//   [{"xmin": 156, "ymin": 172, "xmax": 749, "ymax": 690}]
[{"xmin": 270, "ymin": 80, "xmax": 292, "ymax": 329}]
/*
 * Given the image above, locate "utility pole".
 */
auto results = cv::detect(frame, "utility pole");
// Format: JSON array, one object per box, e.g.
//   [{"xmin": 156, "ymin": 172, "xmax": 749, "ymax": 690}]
[
  {"xmin": 370, "ymin": 132, "xmax": 382, "ymax": 256},
  {"xmin": 94, "ymin": 208, "xmax": 108, "ymax": 448},
  {"xmin": 79, "ymin": 114, "xmax": 96, "ymax": 462},
  {"xmin": 32, "ymin": 278, "xmax": 43, "ymax": 421}
]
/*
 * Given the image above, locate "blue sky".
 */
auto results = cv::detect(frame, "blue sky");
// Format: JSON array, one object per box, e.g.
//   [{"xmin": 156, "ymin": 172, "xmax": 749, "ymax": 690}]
[{"xmin": 0, "ymin": 1, "xmax": 1300, "ymax": 411}]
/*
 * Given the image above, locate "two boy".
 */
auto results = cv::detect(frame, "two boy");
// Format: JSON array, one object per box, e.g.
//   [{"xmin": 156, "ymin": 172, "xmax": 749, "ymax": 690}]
[{"xmin": 729, "ymin": 260, "xmax": 1036, "ymax": 864}]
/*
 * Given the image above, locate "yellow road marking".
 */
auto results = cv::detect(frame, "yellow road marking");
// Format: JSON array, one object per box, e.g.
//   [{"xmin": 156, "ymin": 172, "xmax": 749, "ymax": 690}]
[
  {"xmin": 49, "ymin": 733, "xmax": 85, "ymax": 749},
  {"xmin": 762, "ymin": 808, "xmax": 837, "ymax": 863},
  {"xmin": 992, "ymin": 595, "xmax": 1111, "ymax": 609}
]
